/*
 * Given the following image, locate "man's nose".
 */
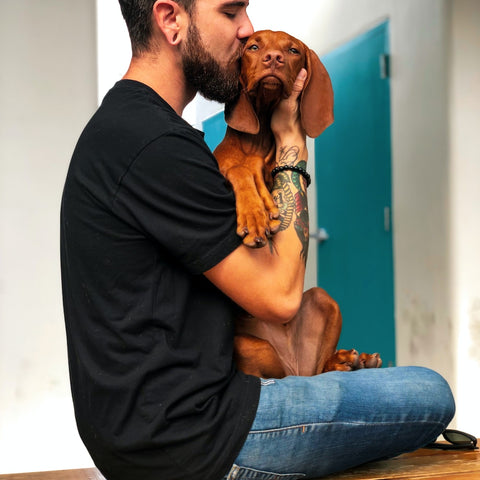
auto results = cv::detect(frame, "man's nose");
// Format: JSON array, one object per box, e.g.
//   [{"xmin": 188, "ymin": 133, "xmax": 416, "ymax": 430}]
[{"xmin": 238, "ymin": 14, "xmax": 254, "ymax": 40}]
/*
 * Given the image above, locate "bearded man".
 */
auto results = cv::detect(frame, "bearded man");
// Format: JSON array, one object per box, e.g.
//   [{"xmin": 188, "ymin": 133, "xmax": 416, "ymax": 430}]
[{"xmin": 60, "ymin": 2, "xmax": 455, "ymax": 480}]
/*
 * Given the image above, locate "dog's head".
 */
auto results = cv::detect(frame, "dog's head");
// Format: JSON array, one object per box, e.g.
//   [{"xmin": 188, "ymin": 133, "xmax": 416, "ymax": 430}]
[{"xmin": 225, "ymin": 30, "xmax": 334, "ymax": 138}]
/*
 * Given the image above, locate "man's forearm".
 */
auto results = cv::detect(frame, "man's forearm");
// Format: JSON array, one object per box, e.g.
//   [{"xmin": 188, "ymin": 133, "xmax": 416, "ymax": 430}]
[{"xmin": 270, "ymin": 142, "xmax": 310, "ymax": 264}]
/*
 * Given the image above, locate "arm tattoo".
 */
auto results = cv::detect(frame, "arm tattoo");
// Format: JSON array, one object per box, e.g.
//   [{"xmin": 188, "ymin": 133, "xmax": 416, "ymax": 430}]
[
  {"xmin": 277, "ymin": 146, "xmax": 300, "ymax": 165},
  {"xmin": 271, "ymin": 148, "xmax": 310, "ymax": 263}
]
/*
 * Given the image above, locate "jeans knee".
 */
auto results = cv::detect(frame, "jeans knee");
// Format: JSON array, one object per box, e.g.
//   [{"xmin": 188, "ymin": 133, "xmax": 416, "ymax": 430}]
[{"xmin": 412, "ymin": 367, "xmax": 456, "ymax": 426}]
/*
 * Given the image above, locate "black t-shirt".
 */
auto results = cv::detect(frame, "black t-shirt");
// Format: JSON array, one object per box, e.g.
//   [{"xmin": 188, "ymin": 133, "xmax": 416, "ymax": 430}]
[{"xmin": 60, "ymin": 80, "xmax": 260, "ymax": 480}]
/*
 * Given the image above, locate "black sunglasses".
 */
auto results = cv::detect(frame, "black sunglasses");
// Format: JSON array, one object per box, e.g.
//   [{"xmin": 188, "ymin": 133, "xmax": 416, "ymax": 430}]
[{"xmin": 426, "ymin": 429, "xmax": 478, "ymax": 450}]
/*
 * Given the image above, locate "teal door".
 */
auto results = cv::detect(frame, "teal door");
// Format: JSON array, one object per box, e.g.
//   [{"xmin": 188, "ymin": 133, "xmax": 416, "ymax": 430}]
[
  {"xmin": 203, "ymin": 112, "xmax": 227, "ymax": 151},
  {"xmin": 315, "ymin": 22, "xmax": 395, "ymax": 366}
]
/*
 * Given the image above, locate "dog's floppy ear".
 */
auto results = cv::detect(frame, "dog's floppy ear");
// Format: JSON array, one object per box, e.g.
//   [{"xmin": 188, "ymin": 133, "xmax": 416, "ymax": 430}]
[
  {"xmin": 225, "ymin": 89, "xmax": 260, "ymax": 134},
  {"xmin": 301, "ymin": 48, "xmax": 334, "ymax": 138}
]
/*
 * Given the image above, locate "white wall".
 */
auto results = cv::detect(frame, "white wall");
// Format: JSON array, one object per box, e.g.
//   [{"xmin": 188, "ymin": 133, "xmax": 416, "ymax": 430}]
[
  {"xmin": 96, "ymin": 0, "xmax": 131, "ymax": 105},
  {"xmin": 0, "ymin": 0, "xmax": 98, "ymax": 473},
  {"xmin": 1, "ymin": 0, "xmax": 479, "ymax": 474},
  {"xmin": 449, "ymin": 0, "xmax": 480, "ymax": 433}
]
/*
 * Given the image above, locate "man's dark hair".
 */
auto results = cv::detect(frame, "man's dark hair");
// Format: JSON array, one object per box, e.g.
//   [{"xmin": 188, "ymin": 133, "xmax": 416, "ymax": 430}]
[{"xmin": 118, "ymin": 0, "xmax": 196, "ymax": 55}]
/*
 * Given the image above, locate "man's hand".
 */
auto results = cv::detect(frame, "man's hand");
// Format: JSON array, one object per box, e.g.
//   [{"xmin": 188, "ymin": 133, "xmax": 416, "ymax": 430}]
[{"xmin": 271, "ymin": 68, "xmax": 308, "ymax": 147}]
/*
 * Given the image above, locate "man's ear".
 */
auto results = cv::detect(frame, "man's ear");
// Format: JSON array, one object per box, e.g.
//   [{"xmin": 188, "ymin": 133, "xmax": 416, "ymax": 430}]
[{"xmin": 152, "ymin": 0, "xmax": 188, "ymax": 46}]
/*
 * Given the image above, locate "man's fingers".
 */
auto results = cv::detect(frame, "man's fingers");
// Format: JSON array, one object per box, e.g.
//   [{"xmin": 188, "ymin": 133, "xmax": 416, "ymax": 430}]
[
  {"xmin": 290, "ymin": 68, "xmax": 307, "ymax": 99},
  {"xmin": 270, "ymin": 68, "xmax": 308, "ymax": 139}
]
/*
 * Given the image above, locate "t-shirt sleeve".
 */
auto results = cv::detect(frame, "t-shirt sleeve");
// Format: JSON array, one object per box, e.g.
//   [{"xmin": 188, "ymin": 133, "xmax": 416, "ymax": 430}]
[{"xmin": 112, "ymin": 130, "xmax": 242, "ymax": 274}]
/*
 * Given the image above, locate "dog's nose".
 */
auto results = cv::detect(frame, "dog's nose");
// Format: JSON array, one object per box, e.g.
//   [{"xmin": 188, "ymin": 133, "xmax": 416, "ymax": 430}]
[{"xmin": 263, "ymin": 49, "xmax": 284, "ymax": 67}]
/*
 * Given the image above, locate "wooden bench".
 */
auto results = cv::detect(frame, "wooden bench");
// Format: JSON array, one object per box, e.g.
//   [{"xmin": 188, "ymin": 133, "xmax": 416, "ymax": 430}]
[
  {"xmin": 1, "ymin": 445, "xmax": 478, "ymax": 480},
  {"xmin": 321, "ymin": 445, "xmax": 480, "ymax": 479}
]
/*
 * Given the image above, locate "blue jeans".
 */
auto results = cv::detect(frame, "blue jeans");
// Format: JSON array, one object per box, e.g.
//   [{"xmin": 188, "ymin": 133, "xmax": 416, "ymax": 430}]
[{"xmin": 224, "ymin": 367, "xmax": 455, "ymax": 479}]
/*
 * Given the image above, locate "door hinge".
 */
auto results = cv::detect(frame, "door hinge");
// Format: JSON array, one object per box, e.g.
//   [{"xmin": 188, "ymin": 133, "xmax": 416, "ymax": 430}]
[
  {"xmin": 384, "ymin": 206, "xmax": 391, "ymax": 232},
  {"xmin": 379, "ymin": 53, "xmax": 390, "ymax": 79}
]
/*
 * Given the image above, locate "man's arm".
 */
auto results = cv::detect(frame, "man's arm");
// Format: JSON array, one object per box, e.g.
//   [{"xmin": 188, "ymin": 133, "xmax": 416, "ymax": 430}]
[{"xmin": 205, "ymin": 70, "xmax": 309, "ymax": 324}]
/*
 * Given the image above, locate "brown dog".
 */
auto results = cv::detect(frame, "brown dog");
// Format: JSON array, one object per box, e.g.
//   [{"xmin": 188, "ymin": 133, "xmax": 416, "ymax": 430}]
[
  {"xmin": 214, "ymin": 31, "xmax": 381, "ymax": 377},
  {"xmin": 215, "ymin": 29, "xmax": 334, "ymax": 248}
]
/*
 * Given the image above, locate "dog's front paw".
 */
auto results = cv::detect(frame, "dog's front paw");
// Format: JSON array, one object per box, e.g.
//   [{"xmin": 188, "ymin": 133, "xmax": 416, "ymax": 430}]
[{"xmin": 237, "ymin": 201, "xmax": 276, "ymax": 248}]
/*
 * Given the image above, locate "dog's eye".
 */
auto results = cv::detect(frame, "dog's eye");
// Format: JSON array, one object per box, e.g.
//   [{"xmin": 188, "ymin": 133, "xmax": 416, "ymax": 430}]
[
  {"xmin": 289, "ymin": 47, "xmax": 300, "ymax": 54},
  {"xmin": 248, "ymin": 44, "xmax": 259, "ymax": 51}
]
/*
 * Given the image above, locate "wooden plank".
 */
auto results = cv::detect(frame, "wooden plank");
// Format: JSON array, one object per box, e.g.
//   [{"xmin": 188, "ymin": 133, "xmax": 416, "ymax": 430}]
[
  {"xmin": 1, "ymin": 445, "xmax": 478, "ymax": 480},
  {"xmin": 398, "ymin": 474, "xmax": 480, "ymax": 480},
  {"xmin": 0, "ymin": 469, "xmax": 104, "ymax": 480},
  {"xmin": 320, "ymin": 447, "xmax": 480, "ymax": 479}
]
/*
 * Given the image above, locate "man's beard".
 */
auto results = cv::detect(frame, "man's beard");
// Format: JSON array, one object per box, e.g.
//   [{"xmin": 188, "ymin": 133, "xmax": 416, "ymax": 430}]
[{"xmin": 182, "ymin": 23, "xmax": 241, "ymax": 103}]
